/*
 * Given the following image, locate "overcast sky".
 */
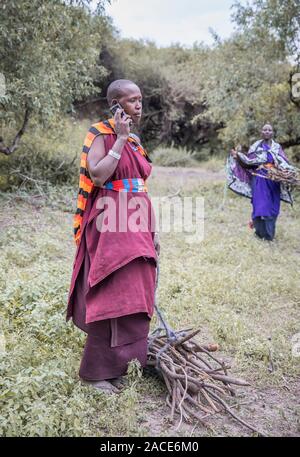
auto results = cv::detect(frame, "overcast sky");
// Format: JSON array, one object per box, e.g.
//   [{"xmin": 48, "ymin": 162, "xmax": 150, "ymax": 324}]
[{"xmin": 104, "ymin": 0, "xmax": 235, "ymax": 47}]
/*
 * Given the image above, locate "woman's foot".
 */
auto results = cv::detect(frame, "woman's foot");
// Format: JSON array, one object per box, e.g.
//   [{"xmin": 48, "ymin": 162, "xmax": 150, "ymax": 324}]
[{"xmin": 81, "ymin": 379, "xmax": 120, "ymax": 394}]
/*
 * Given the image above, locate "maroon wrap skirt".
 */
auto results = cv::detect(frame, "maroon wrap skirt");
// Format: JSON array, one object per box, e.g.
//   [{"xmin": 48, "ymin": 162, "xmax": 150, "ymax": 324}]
[{"xmin": 72, "ymin": 233, "xmax": 155, "ymax": 381}]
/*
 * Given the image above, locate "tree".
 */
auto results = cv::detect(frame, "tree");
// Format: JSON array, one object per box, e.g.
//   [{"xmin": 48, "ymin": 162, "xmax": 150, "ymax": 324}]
[
  {"xmin": 232, "ymin": 0, "xmax": 300, "ymax": 64},
  {"xmin": 0, "ymin": 0, "xmax": 109, "ymax": 155},
  {"xmin": 96, "ymin": 38, "xmax": 216, "ymax": 150},
  {"xmin": 190, "ymin": 2, "xmax": 300, "ymax": 155}
]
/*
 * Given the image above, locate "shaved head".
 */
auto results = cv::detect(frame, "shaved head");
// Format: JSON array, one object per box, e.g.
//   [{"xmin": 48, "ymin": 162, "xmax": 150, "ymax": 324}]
[
  {"xmin": 261, "ymin": 123, "xmax": 274, "ymax": 141},
  {"xmin": 106, "ymin": 79, "xmax": 139, "ymax": 106},
  {"xmin": 262, "ymin": 123, "xmax": 273, "ymax": 130}
]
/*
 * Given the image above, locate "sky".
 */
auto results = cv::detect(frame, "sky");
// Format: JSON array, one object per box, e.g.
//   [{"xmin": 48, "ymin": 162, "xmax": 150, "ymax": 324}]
[{"xmin": 104, "ymin": 0, "xmax": 235, "ymax": 47}]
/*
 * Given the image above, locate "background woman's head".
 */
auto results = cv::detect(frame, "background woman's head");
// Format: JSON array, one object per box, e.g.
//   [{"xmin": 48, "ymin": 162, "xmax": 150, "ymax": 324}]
[
  {"xmin": 106, "ymin": 79, "xmax": 142, "ymax": 126},
  {"xmin": 261, "ymin": 123, "xmax": 274, "ymax": 141}
]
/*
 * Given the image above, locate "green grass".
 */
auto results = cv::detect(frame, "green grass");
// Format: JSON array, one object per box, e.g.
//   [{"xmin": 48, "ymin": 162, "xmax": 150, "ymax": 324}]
[{"xmin": 0, "ymin": 166, "xmax": 300, "ymax": 436}]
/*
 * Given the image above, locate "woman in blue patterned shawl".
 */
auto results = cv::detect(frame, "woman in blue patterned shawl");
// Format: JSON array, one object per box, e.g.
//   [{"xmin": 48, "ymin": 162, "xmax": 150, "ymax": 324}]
[{"xmin": 227, "ymin": 124, "xmax": 294, "ymax": 241}]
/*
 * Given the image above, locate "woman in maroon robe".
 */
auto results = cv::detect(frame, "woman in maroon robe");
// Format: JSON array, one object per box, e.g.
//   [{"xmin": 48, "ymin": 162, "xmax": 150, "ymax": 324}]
[{"xmin": 66, "ymin": 80, "xmax": 159, "ymax": 393}]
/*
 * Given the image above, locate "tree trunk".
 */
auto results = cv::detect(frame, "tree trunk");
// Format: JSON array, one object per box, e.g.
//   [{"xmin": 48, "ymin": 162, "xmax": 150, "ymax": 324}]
[{"xmin": 0, "ymin": 107, "xmax": 31, "ymax": 155}]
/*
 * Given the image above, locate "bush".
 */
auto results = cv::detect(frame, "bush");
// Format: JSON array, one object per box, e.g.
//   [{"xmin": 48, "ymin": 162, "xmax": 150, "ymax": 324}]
[
  {"xmin": 0, "ymin": 118, "xmax": 90, "ymax": 191},
  {"xmin": 151, "ymin": 147, "xmax": 198, "ymax": 167}
]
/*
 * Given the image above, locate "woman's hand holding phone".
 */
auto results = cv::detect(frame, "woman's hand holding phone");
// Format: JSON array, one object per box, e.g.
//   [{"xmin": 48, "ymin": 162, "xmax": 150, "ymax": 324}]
[{"xmin": 114, "ymin": 108, "xmax": 132, "ymax": 141}]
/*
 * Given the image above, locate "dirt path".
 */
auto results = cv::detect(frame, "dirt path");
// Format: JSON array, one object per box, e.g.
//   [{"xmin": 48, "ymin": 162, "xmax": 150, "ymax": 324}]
[
  {"xmin": 151, "ymin": 165, "xmax": 226, "ymax": 182},
  {"xmin": 140, "ymin": 380, "xmax": 299, "ymax": 437}
]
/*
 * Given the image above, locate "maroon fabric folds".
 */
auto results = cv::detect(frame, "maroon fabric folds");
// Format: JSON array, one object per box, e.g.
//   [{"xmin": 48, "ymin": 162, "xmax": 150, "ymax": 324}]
[{"xmin": 78, "ymin": 314, "xmax": 150, "ymax": 381}]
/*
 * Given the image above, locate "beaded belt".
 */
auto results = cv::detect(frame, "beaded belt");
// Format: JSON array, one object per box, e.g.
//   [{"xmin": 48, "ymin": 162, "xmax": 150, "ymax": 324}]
[{"xmin": 102, "ymin": 178, "xmax": 147, "ymax": 192}]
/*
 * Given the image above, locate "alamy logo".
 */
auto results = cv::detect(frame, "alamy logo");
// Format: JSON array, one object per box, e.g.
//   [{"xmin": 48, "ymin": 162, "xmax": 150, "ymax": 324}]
[
  {"xmin": 95, "ymin": 194, "xmax": 205, "ymax": 243},
  {"xmin": 291, "ymin": 332, "xmax": 300, "ymax": 357},
  {"xmin": 0, "ymin": 327, "xmax": 6, "ymax": 355},
  {"xmin": 0, "ymin": 73, "xmax": 6, "ymax": 97},
  {"xmin": 291, "ymin": 72, "xmax": 300, "ymax": 100}
]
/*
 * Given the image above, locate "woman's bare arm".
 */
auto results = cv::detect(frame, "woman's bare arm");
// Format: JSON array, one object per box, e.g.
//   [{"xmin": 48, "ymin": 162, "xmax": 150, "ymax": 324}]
[{"xmin": 87, "ymin": 135, "xmax": 127, "ymax": 187}]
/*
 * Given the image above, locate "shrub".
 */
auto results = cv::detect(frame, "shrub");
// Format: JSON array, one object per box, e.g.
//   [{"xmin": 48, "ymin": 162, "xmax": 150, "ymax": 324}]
[{"xmin": 151, "ymin": 147, "xmax": 198, "ymax": 167}]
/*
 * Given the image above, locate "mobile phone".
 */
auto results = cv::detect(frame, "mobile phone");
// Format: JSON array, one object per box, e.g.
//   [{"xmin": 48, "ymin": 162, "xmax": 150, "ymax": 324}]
[{"xmin": 110, "ymin": 102, "xmax": 124, "ymax": 117}]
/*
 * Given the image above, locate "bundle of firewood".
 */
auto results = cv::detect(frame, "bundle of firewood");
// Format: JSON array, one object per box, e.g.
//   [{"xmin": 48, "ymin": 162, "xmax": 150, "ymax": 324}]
[
  {"xmin": 147, "ymin": 329, "xmax": 266, "ymax": 436},
  {"xmin": 251, "ymin": 164, "xmax": 300, "ymax": 186}
]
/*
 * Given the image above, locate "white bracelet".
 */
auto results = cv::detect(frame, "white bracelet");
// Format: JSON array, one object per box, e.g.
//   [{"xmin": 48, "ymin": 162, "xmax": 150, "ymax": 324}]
[{"xmin": 108, "ymin": 149, "xmax": 121, "ymax": 160}]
